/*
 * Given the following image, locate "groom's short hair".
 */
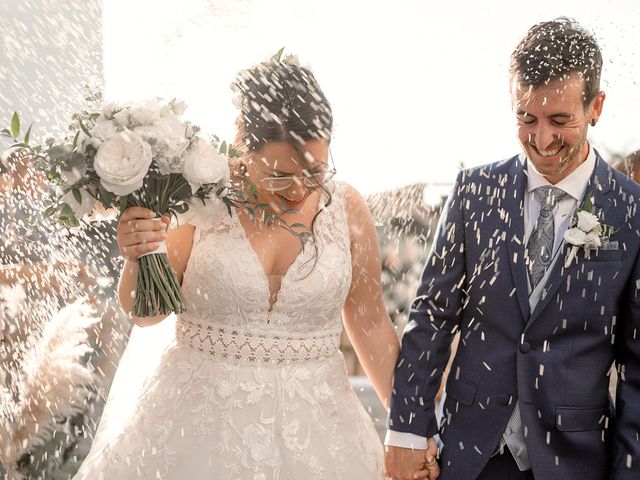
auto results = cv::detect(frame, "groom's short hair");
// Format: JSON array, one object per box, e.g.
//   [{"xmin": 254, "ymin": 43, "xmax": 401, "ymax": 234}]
[{"xmin": 510, "ymin": 17, "xmax": 603, "ymax": 108}]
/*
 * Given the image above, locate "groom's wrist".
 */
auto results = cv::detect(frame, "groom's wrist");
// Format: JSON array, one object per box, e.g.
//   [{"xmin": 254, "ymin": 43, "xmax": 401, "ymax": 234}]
[{"xmin": 384, "ymin": 430, "xmax": 428, "ymax": 449}]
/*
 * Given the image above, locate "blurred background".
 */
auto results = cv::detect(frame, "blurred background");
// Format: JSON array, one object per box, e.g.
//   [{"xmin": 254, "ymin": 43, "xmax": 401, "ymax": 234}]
[{"xmin": 1, "ymin": 0, "xmax": 638, "ymax": 478}]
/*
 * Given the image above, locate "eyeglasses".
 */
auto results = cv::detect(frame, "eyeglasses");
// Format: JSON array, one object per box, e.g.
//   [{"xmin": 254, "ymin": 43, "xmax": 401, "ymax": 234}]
[
  {"xmin": 260, "ymin": 168, "xmax": 336, "ymax": 192},
  {"xmin": 259, "ymin": 147, "xmax": 336, "ymax": 192}
]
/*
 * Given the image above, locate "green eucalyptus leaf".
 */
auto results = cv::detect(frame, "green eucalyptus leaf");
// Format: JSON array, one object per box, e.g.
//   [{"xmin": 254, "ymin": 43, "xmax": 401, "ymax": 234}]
[
  {"xmin": 219, "ymin": 140, "xmax": 227, "ymax": 155},
  {"xmin": 11, "ymin": 112, "xmax": 20, "ymax": 138},
  {"xmin": 23, "ymin": 123, "xmax": 33, "ymax": 144},
  {"xmin": 1, "ymin": 128, "xmax": 12, "ymax": 137},
  {"xmin": 72, "ymin": 188, "xmax": 82, "ymax": 204},
  {"xmin": 290, "ymin": 223, "xmax": 305, "ymax": 229},
  {"xmin": 72, "ymin": 131, "xmax": 80, "ymax": 149},
  {"xmin": 273, "ymin": 47, "xmax": 285, "ymax": 62},
  {"xmin": 78, "ymin": 118, "xmax": 92, "ymax": 137},
  {"xmin": 43, "ymin": 205, "xmax": 57, "ymax": 218},
  {"xmin": 584, "ymin": 195, "xmax": 593, "ymax": 212}
]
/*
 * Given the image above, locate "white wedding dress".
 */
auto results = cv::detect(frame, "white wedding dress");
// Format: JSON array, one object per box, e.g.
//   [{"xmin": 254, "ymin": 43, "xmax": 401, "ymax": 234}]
[{"xmin": 74, "ymin": 181, "xmax": 384, "ymax": 480}]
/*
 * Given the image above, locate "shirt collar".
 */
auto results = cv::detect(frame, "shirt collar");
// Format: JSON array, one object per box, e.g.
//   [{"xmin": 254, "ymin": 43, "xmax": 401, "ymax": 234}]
[{"xmin": 524, "ymin": 146, "xmax": 596, "ymax": 201}]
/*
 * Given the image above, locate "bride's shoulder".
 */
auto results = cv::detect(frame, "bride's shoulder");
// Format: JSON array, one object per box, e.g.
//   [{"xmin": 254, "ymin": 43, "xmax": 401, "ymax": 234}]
[
  {"xmin": 332, "ymin": 181, "xmax": 368, "ymax": 215},
  {"xmin": 330, "ymin": 181, "xmax": 375, "ymax": 238}
]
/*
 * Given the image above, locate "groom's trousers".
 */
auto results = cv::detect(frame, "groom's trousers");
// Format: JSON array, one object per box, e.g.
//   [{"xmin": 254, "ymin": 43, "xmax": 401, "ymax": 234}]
[{"xmin": 476, "ymin": 450, "xmax": 535, "ymax": 480}]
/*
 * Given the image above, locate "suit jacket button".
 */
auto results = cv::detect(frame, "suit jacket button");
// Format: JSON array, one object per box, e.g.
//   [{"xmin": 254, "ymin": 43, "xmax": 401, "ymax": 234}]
[
  {"xmin": 498, "ymin": 394, "xmax": 511, "ymax": 406},
  {"xmin": 519, "ymin": 342, "xmax": 532, "ymax": 353}
]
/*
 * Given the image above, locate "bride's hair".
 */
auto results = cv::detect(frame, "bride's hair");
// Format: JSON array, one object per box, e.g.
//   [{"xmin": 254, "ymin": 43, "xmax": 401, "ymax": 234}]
[{"xmin": 231, "ymin": 58, "xmax": 334, "ymax": 275}]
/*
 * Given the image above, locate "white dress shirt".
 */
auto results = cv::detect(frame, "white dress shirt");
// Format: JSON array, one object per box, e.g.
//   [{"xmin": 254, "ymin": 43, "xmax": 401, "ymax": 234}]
[{"xmin": 385, "ymin": 147, "xmax": 597, "ymax": 450}]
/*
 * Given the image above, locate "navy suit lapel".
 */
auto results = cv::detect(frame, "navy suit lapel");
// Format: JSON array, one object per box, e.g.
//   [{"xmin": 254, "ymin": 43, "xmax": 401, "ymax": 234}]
[
  {"xmin": 527, "ymin": 152, "xmax": 614, "ymax": 326},
  {"xmin": 505, "ymin": 156, "xmax": 530, "ymax": 323}
]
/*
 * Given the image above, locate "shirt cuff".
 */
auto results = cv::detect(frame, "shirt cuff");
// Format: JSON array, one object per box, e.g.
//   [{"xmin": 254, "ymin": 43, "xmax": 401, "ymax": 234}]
[{"xmin": 384, "ymin": 430, "xmax": 428, "ymax": 449}]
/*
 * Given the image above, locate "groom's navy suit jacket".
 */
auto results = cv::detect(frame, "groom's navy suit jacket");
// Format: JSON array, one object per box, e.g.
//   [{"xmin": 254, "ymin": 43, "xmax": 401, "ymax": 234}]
[{"xmin": 389, "ymin": 153, "xmax": 640, "ymax": 479}]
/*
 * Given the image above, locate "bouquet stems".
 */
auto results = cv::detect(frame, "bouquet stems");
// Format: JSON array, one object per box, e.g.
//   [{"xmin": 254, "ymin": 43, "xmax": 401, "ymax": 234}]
[
  {"xmin": 133, "ymin": 252, "xmax": 186, "ymax": 317},
  {"xmin": 130, "ymin": 173, "xmax": 192, "ymax": 317}
]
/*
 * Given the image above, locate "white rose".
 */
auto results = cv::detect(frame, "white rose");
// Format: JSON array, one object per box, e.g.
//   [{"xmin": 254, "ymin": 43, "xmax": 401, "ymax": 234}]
[
  {"xmin": 94, "ymin": 130, "xmax": 153, "ymax": 196},
  {"xmin": 584, "ymin": 230, "xmax": 602, "ymax": 249},
  {"xmin": 135, "ymin": 120, "xmax": 190, "ymax": 174},
  {"xmin": 182, "ymin": 138, "xmax": 230, "ymax": 193},
  {"xmin": 162, "ymin": 137, "xmax": 190, "ymax": 160},
  {"xmin": 61, "ymin": 188, "xmax": 97, "ymax": 219},
  {"xmin": 91, "ymin": 120, "xmax": 117, "ymax": 141},
  {"xmin": 133, "ymin": 124, "xmax": 162, "ymax": 142},
  {"xmin": 101, "ymin": 102, "xmax": 120, "ymax": 119},
  {"xmin": 576, "ymin": 210, "xmax": 600, "ymax": 232},
  {"xmin": 172, "ymin": 100, "xmax": 187, "ymax": 116},
  {"xmin": 130, "ymin": 101, "xmax": 163, "ymax": 126},
  {"xmin": 112, "ymin": 109, "xmax": 131, "ymax": 128},
  {"xmin": 154, "ymin": 115, "xmax": 186, "ymax": 139},
  {"xmin": 563, "ymin": 227, "xmax": 586, "ymax": 246}
]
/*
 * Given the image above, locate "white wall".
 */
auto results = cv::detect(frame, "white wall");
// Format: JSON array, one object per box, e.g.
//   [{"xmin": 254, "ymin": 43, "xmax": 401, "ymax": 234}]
[{"xmin": 0, "ymin": 0, "xmax": 102, "ymax": 148}]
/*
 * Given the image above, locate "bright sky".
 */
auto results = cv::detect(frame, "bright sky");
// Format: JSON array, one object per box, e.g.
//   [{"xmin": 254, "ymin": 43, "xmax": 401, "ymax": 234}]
[{"xmin": 104, "ymin": 0, "xmax": 640, "ymax": 195}]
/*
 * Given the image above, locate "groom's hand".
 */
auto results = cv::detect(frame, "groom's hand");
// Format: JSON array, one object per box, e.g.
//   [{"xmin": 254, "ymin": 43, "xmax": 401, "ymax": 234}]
[{"xmin": 384, "ymin": 438, "xmax": 440, "ymax": 479}]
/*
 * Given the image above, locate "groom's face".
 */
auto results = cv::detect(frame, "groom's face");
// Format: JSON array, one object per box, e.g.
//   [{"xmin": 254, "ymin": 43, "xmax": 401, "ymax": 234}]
[{"xmin": 512, "ymin": 73, "xmax": 605, "ymax": 184}]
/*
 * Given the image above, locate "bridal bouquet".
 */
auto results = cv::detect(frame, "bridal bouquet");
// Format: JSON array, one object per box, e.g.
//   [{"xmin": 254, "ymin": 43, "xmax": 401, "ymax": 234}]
[{"xmin": 3, "ymin": 99, "xmax": 233, "ymax": 317}]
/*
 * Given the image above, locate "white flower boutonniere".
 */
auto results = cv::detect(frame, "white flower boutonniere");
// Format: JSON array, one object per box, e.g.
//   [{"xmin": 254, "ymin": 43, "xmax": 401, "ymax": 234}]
[{"xmin": 563, "ymin": 196, "xmax": 618, "ymax": 268}]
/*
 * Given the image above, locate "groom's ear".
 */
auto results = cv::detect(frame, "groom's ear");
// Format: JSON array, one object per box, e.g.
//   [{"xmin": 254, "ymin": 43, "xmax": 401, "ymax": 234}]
[{"xmin": 589, "ymin": 91, "xmax": 606, "ymax": 125}]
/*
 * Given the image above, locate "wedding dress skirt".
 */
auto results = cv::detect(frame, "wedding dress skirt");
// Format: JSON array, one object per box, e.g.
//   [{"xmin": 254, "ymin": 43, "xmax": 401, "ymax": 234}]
[{"xmin": 73, "ymin": 182, "xmax": 384, "ymax": 479}]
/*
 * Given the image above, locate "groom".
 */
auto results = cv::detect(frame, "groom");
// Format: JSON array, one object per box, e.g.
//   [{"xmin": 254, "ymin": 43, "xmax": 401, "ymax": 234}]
[{"xmin": 384, "ymin": 18, "xmax": 640, "ymax": 480}]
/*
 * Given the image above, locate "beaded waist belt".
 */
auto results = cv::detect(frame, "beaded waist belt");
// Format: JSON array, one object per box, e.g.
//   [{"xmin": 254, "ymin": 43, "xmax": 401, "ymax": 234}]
[{"xmin": 175, "ymin": 318, "xmax": 341, "ymax": 367}]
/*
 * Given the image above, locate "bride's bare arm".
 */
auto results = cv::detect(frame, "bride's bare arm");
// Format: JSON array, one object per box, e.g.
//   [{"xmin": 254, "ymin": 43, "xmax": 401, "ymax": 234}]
[
  {"xmin": 117, "ymin": 206, "xmax": 195, "ymax": 327},
  {"xmin": 342, "ymin": 184, "xmax": 400, "ymax": 410}
]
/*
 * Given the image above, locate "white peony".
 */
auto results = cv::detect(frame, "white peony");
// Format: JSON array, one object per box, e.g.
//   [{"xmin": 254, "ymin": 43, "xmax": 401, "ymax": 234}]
[
  {"xmin": 563, "ymin": 227, "xmax": 586, "ymax": 246},
  {"xmin": 79, "ymin": 120, "xmax": 117, "ymax": 150},
  {"xmin": 133, "ymin": 124, "xmax": 162, "ymax": 142},
  {"xmin": 94, "ymin": 130, "xmax": 153, "ymax": 196},
  {"xmin": 154, "ymin": 115, "xmax": 187, "ymax": 139},
  {"xmin": 161, "ymin": 98, "xmax": 187, "ymax": 117},
  {"xmin": 92, "ymin": 120, "xmax": 117, "ymax": 141},
  {"xmin": 182, "ymin": 138, "xmax": 230, "ymax": 193},
  {"xmin": 112, "ymin": 109, "xmax": 131, "ymax": 128},
  {"xmin": 102, "ymin": 101, "xmax": 120, "ymax": 119},
  {"xmin": 130, "ymin": 101, "xmax": 163, "ymax": 126},
  {"xmin": 576, "ymin": 210, "xmax": 600, "ymax": 232},
  {"xmin": 162, "ymin": 137, "xmax": 190, "ymax": 161}
]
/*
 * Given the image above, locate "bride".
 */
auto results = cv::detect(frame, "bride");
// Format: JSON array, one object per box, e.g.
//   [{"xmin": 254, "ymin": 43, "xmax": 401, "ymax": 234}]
[{"xmin": 73, "ymin": 58, "xmax": 399, "ymax": 479}]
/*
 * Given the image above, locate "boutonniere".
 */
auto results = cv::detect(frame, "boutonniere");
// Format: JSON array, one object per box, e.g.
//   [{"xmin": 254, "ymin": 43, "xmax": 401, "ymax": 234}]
[{"xmin": 563, "ymin": 195, "xmax": 618, "ymax": 268}]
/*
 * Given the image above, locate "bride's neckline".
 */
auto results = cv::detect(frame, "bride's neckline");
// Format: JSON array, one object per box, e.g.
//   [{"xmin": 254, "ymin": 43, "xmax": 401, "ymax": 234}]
[{"xmin": 233, "ymin": 191, "xmax": 326, "ymax": 314}]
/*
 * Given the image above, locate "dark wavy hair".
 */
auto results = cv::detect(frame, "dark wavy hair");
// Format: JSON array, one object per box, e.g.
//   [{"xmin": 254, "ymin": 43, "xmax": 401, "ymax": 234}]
[
  {"xmin": 510, "ymin": 17, "xmax": 603, "ymax": 108},
  {"xmin": 232, "ymin": 59, "xmax": 334, "ymax": 274}
]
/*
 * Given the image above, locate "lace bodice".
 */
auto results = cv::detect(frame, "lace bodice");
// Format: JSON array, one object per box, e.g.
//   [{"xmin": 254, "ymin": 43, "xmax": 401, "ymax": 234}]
[{"xmin": 177, "ymin": 181, "xmax": 352, "ymax": 365}]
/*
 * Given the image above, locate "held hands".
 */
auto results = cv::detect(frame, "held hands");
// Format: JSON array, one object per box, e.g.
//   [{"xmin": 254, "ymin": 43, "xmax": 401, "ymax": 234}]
[
  {"xmin": 384, "ymin": 437, "xmax": 440, "ymax": 480},
  {"xmin": 117, "ymin": 207, "xmax": 170, "ymax": 261}
]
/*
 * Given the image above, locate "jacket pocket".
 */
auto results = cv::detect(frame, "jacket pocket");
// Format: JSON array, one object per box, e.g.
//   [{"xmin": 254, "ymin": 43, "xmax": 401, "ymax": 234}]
[
  {"xmin": 555, "ymin": 405, "xmax": 609, "ymax": 432},
  {"xmin": 583, "ymin": 249, "xmax": 623, "ymax": 262},
  {"xmin": 445, "ymin": 377, "xmax": 478, "ymax": 406}
]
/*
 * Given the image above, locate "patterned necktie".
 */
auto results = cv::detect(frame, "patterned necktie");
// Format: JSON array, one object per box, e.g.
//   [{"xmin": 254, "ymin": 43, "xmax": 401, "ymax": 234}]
[{"xmin": 526, "ymin": 186, "xmax": 567, "ymax": 289}]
